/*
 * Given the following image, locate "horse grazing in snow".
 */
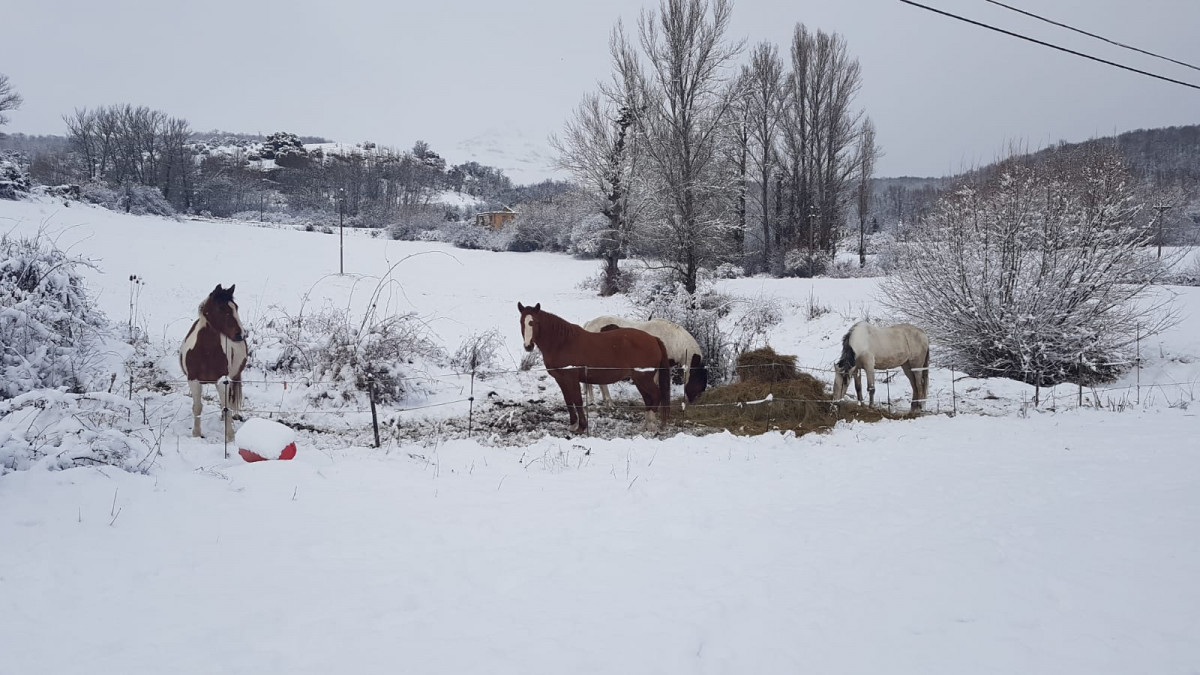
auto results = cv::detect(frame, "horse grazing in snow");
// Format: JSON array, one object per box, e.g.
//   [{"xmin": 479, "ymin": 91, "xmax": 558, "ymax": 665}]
[
  {"xmin": 180, "ymin": 284, "xmax": 248, "ymax": 441},
  {"xmin": 518, "ymin": 303, "xmax": 670, "ymax": 434},
  {"xmin": 832, "ymin": 321, "xmax": 929, "ymax": 412},
  {"xmin": 582, "ymin": 315, "xmax": 708, "ymax": 406}
]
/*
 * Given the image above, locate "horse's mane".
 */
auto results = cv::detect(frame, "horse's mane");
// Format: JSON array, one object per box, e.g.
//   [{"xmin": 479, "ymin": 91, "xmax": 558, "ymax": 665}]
[
  {"xmin": 532, "ymin": 309, "xmax": 580, "ymax": 350},
  {"xmin": 837, "ymin": 325, "xmax": 858, "ymax": 371}
]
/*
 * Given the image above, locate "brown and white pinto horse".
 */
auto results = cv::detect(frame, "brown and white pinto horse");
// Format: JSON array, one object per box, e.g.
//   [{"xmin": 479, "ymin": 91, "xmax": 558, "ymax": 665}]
[
  {"xmin": 518, "ymin": 302, "xmax": 669, "ymax": 434},
  {"xmin": 180, "ymin": 284, "xmax": 248, "ymax": 441}
]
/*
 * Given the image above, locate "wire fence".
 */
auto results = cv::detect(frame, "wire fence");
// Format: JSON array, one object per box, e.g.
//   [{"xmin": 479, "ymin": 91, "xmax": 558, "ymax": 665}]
[{"xmin": 155, "ymin": 350, "xmax": 1198, "ymax": 447}]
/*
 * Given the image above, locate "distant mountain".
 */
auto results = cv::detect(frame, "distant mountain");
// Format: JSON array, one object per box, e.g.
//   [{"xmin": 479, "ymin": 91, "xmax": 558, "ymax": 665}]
[
  {"xmin": 450, "ymin": 126, "xmax": 565, "ymax": 187},
  {"xmin": 870, "ymin": 124, "xmax": 1200, "ymax": 231}
]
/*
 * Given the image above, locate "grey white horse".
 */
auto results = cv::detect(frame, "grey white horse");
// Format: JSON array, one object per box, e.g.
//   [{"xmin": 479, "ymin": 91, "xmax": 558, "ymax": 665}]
[{"xmin": 832, "ymin": 321, "xmax": 929, "ymax": 411}]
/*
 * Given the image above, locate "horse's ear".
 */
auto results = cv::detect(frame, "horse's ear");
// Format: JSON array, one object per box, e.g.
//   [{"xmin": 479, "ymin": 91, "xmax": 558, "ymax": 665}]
[
  {"xmin": 227, "ymin": 284, "xmax": 235, "ymax": 296},
  {"xmin": 534, "ymin": 303, "xmax": 540, "ymax": 312},
  {"xmin": 212, "ymin": 284, "xmax": 224, "ymax": 294},
  {"xmin": 517, "ymin": 302, "xmax": 525, "ymax": 312}
]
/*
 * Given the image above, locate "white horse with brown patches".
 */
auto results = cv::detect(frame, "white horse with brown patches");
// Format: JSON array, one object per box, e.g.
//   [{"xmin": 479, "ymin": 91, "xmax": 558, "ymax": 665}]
[
  {"xmin": 832, "ymin": 321, "xmax": 929, "ymax": 412},
  {"xmin": 180, "ymin": 284, "xmax": 248, "ymax": 441},
  {"xmin": 582, "ymin": 315, "xmax": 708, "ymax": 406}
]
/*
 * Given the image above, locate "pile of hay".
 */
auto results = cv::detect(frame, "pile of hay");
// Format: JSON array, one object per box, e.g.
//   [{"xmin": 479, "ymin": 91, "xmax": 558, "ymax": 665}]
[
  {"xmin": 683, "ymin": 347, "xmax": 907, "ymax": 436},
  {"xmin": 735, "ymin": 346, "xmax": 800, "ymax": 382}
]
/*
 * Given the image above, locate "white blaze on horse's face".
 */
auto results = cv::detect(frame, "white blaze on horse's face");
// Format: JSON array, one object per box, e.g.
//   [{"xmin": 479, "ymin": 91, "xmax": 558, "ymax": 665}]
[{"xmin": 522, "ymin": 314, "xmax": 535, "ymax": 351}]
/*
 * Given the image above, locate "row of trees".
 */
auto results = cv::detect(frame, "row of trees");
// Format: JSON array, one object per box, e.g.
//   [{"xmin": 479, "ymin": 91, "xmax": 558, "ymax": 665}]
[
  {"xmin": 554, "ymin": 0, "xmax": 880, "ymax": 293},
  {"xmin": 1, "ymin": 72, "xmax": 519, "ymax": 221}
]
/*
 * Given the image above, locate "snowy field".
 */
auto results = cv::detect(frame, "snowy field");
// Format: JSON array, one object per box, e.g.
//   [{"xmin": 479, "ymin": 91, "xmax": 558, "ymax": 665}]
[{"xmin": 2, "ymin": 198, "xmax": 1199, "ymax": 674}]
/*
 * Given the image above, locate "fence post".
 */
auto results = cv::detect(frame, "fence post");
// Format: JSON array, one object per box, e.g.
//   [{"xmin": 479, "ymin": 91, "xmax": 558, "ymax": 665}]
[
  {"xmin": 951, "ymin": 367, "xmax": 957, "ymax": 416},
  {"xmin": 1136, "ymin": 323, "xmax": 1141, "ymax": 405},
  {"xmin": 219, "ymin": 376, "xmax": 230, "ymax": 459},
  {"xmin": 467, "ymin": 365, "xmax": 476, "ymax": 438},
  {"xmin": 368, "ymin": 372, "xmax": 380, "ymax": 449},
  {"xmin": 1078, "ymin": 353, "xmax": 1084, "ymax": 408}
]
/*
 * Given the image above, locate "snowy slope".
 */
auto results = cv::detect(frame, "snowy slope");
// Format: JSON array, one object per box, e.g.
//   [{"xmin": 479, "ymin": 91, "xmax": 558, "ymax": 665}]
[{"xmin": 1, "ymin": 197, "xmax": 1199, "ymax": 674}]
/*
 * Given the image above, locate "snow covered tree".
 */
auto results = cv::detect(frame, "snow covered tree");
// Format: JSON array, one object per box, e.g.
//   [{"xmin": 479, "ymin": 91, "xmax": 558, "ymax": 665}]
[
  {"xmin": 741, "ymin": 42, "xmax": 786, "ymax": 269},
  {"xmin": 779, "ymin": 25, "xmax": 864, "ymax": 260},
  {"xmin": 854, "ymin": 117, "xmax": 880, "ymax": 267},
  {"xmin": 883, "ymin": 148, "xmax": 1178, "ymax": 386},
  {"xmin": 0, "ymin": 153, "xmax": 32, "ymax": 199},
  {"xmin": 261, "ymin": 131, "xmax": 308, "ymax": 167},
  {"xmin": 636, "ymin": 0, "xmax": 744, "ymax": 294},
  {"xmin": 552, "ymin": 22, "xmax": 647, "ymax": 296}
]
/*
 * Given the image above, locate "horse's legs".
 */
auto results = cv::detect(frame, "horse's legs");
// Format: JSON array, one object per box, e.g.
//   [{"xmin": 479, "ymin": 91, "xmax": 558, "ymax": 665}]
[
  {"xmin": 569, "ymin": 379, "xmax": 587, "ymax": 433},
  {"xmin": 556, "ymin": 373, "xmax": 586, "ymax": 433},
  {"xmin": 902, "ymin": 364, "xmax": 921, "ymax": 411},
  {"xmin": 600, "ymin": 384, "xmax": 613, "ymax": 406},
  {"xmin": 586, "ymin": 383, "xmax": 594, "ymax": 407},
  {"xmin": 864, "ymin": 357, "xmax": 877, "ymax": 407},
  {"xmin": 853, "ymin": 368, "xmax": 864, "ymax": 402},
  {"xmin": 189, "ymin": 380, "xmax": 203, "ymax": 437},
  {"xmin": 631, "ymin": 372, "xmax": 661, "ymax": 432}
]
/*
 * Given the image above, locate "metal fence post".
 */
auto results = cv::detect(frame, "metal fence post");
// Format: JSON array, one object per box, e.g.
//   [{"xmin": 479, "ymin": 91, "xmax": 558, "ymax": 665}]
[
  {"xmin": 467, "ymin": 365, "xmax": 476, "ymax": 438},
  {"xmin": 368, "ymin": 372, "xmax": 380, "ymax": 449}
]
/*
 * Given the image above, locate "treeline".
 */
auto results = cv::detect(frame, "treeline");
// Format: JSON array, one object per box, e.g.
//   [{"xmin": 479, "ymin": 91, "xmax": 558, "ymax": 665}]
[{"xmin": 2, "ymin": 108, "xmax": 520, "ymax": 223}]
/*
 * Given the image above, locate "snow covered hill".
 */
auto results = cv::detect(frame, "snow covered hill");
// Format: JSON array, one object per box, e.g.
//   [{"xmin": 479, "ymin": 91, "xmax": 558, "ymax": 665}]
[{"xmin": 1, "ymin": 197, "xmax": 1198, "ymax": 674}]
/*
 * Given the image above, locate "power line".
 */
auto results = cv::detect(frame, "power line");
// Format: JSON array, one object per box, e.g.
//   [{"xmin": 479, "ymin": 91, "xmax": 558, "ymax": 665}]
[
  {"xmin": 897, "ymin": 0, "xmax": 1200, "ymax": 91},
  {"xmin": 983, "ymin": 0, "xmax": 1200, "ymax": 73}
]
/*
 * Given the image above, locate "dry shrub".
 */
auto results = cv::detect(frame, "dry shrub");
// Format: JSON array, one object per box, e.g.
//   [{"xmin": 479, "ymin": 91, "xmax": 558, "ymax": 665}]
[{"xmin": 684, "ymin": 348, "xmax": 908, "ymax": 436}]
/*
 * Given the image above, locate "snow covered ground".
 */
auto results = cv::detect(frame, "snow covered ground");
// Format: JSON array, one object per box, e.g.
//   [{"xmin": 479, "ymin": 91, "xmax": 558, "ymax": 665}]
[{"xmin": 1, "ymin": 197, "xmax": 1199, "ymax": 673}]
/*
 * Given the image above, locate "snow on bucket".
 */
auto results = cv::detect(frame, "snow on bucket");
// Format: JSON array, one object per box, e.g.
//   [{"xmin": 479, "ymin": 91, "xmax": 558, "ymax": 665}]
[{"xmin": 235, "ymin": 418, "xmax": 297, "ymax": 462}]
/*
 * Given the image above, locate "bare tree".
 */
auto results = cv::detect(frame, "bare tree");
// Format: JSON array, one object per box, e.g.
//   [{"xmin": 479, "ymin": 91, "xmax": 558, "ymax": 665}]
[
  {"xmin": 741, "ymin": 42, "xmax": 786, "ymax": 269},
  {"xmin": 779, "ymin": 25, "xmax": 864, "ymax": 262},
  {"xmin": 552, "ymin": 23, "xmax": 647, "ymax": 296},
  {"xmin": 636, "ymin": 0, "xmax": 744, "ymax": 293},
  {"xmin": 854, "ymin": 117, "xmax": 879, "ymax": 267},
  {"xmin": 0, "ymin": 73, "xmax": 21, "ymax": 128}
]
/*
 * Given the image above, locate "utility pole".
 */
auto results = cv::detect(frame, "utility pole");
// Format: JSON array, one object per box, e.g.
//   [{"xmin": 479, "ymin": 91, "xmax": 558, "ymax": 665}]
[
  {"xmin": 338, "ymin": 187, "xmax": 345, "ymax": 274},
  {"xmin": 1153, "ymin": 204, "xmax": 1171, "ymax": 259}
]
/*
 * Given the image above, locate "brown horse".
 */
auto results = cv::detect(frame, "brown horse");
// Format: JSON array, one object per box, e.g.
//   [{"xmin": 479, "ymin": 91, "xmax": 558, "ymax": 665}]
[
  {"xmin": 180, "ymin": 284, "xmax": 248, "ymax": 441},
  {"xmin": 518, "ymin": 302, "xmax": 669, "ymax": 434}
]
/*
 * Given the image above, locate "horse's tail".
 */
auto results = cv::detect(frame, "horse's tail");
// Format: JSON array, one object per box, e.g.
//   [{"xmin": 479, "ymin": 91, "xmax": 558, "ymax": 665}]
[
  {"xmin": 656, "ymin": 338, "xmax": 671, "ymax": 424},
  {"xmin": 684, "ymin": 353, "xmax": 708, "ymax": 403}
]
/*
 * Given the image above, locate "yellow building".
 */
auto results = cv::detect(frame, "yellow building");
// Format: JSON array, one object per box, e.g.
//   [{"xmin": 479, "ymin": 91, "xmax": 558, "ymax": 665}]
[{"xmin": 474, "ymin": 206, "xmax": 518, "ymax": 229}]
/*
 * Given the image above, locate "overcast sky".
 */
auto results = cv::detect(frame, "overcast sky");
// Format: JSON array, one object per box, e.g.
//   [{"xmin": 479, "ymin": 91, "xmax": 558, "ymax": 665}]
[{"xmin": 3, "ymin": 0, "xmax": 1198, "ymax": 180}]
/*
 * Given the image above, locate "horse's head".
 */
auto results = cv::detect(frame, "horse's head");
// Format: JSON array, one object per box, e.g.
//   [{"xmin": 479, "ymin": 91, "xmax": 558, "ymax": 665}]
[
  {"xmin": 684, "ymin": 353, "xmax": 708, "ymax": 403},
  {"xmin": 516, "ymin": 302, "xmax": 541, "ymax": 351},
  {"xmin": 201, "ymin": 284, "xmax": 246, "ymax": 343},
  {"xmin": 831, "ymin": 363, "xmax": 854, "ymax": 400}
]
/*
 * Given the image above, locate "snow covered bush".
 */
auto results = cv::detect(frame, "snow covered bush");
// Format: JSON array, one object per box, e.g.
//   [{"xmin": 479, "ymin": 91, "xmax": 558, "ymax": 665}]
[
  {"xmin": 626, "ymin": 271, "xmax": 780, "ymax": 384},
  {"xmin": 0, "ymin": 231, "xmax": 112, "ymax": 398},
  {"xmin": 81, "ymin": 182, "xmax": 176, "ymax": 217},
  {"xmin": 883, "ymin": 148, "xmax": 1178, "ymax": 386},
  {"xmin": 782, "ymin": 248, "xmax": 830, "ymax": 278},
  {"xmin": 0, "ymin": 152, "xmax": 32, "ymax": 199},
  {"xmin": 0, "ymin": 391, "xmax": 159, "ymax": 473},
  {"xmin": 253, "ymin": 303, "xmax": 442, "ymax": 404},
  {"xmin": 450, "ymin": 329, "xmax": 505, "ymax": 378}
]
